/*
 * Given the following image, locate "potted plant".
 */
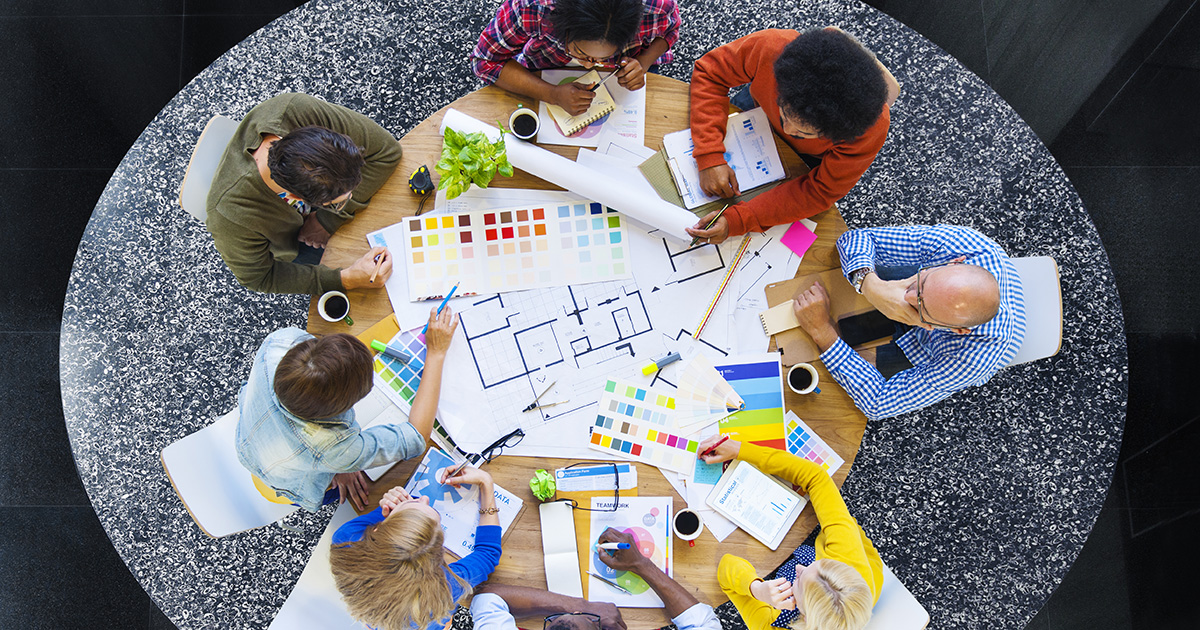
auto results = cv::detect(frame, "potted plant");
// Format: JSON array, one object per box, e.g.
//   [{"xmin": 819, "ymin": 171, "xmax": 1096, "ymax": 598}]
[{"xmin": 435, "ymin": 127, "xmax": 514, "ymax": 200}]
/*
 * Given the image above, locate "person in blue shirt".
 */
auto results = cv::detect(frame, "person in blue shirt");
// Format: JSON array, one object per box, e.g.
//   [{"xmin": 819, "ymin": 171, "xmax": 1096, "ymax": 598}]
[
  {"xmin": 235, "ymin": 307, "xmax": 458, "ymax": 512},
  {"xmin": 330, "ymin": 466, "xmax": 502, "ymax": 630}
]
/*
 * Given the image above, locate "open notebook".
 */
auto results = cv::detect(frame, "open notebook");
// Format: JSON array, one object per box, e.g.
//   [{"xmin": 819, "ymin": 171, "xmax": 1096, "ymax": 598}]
[{"xmin": 545, "ymin": 69, "xmax": 616, "ymax": 136}]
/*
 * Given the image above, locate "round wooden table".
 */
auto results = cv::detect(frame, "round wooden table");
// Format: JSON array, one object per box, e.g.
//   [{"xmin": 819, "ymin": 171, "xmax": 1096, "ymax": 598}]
[{"xmin": 306, "ymin": 74, "xmax": 869, "ymax": 629}]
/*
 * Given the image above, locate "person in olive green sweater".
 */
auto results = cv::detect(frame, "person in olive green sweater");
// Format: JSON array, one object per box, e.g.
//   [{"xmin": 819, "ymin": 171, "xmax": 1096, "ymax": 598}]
[
  {"xmin": 697, "ymin": 436, "xmax": 882, "ymax": 630},
  {"xmin": 205, "ymin": 93, "xmax": 402, "ymax": 295}
]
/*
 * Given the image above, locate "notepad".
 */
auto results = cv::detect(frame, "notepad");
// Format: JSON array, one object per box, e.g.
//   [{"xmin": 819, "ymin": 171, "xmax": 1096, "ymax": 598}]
[
  {"xmin": 545, "ymin": 70, "xmax": 616, "ymax": 136},
  {"xmin": 540, "ymin": 501, "xmax": 584, "ymax": 597},
  {"xmin": 706, "ymin": 460, "xmax": 806, "ymax": 550},
  {"xmin": 758, "ymin": 301, "xmax": 801, "ymax": 336}
]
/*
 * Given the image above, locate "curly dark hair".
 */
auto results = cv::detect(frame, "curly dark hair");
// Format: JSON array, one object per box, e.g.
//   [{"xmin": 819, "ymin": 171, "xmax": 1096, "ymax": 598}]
[
  {"xmin": 773, "ymin": 28, "xmax": 888, "ymax": 144},
  {"xmin": 267, "ymin": 126, "xmax": 364, "ymax": 206},
  {"xmin": 549, "ymin": 0, "xmax": 644, "ymax": 47}
]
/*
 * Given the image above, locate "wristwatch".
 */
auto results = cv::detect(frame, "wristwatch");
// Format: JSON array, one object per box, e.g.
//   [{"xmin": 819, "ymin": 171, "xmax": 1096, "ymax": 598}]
[{"xmin": 850, "ymin": 268, "xmax": 872, "ymax": 294}]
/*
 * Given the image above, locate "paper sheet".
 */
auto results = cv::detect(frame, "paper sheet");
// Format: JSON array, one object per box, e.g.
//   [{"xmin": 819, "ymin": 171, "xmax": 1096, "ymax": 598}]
[
  {"xmin": 403, "ymin": 449, "xmax": 524, "ymax": 558},
  {"xmin": 661, "ymin": 108, "xmax": 786, "ymax": 209},
  {"xmin": 588, "ymin": 496, "xmax": 672, "ymax": 607},
  {"xmin": 575, "ymin": 149, "xmax": 660, "ymax": 199},
  {"xmin": 540, "ymin": 501, "xmax": 584, "ymax": 597},
  {"xmin": 659, "ymin": 466, "xmax": 737, "ymax": 542},
  {"xmin": 537, "ymin": 69, "xmax": 646, "ymax": 147}
]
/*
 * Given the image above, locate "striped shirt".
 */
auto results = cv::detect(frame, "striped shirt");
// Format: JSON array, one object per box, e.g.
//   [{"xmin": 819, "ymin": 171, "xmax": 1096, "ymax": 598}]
[
  {"xmin": 469, "ymin": 0, "xmax": 681, "ymax": 84},
  {"xmin": 822, "ymin": 225, "xmax": 1026, "ymax": 420}
]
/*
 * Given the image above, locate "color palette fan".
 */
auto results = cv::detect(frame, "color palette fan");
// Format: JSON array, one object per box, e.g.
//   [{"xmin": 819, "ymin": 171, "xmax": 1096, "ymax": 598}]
[
  {"xmin": 714, "ymin": 354, "xmax": 787, "ymax": 450},
  {"xmin": 401, "ymin": 202, "xmax": 631, "ymax": 300},
  {"xmin": 784, "ymin": 411, "xmax": 845, "ymax": 475},
  {"xmin": 370, "ymin": 326, "xmax": 428, "ymax": 413},
  {"xmin": 674, "ymin": 354, "xmax": 745, "ymax": 430}
]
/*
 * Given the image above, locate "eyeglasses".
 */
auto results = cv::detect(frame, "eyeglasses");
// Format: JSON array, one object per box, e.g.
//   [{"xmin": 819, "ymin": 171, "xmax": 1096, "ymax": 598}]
[
  {"xmin": 915, "ymin": 260, "xmax": 964, "ymax": 329},
  {"xmin": 319, "ymin": 194, "xmax": 352, "ymax": 213},
  {"xmin": 565, "ymin": 41, "xmax": 626, "ymax": 66},
  {"xmin": 554, "ymin": 462, "xmax": 619, "ymax": 513},
  {"xmin": 456, "ymin": 427, "xmax": 526, "ymax": 465},
  {"xmin": 544, "ymin": 612, "xmax": 601, "ymax": 630}
]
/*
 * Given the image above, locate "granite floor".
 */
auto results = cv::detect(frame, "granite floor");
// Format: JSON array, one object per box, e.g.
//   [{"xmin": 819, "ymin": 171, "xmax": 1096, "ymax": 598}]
[{"xmin": 1, "ymin": 1, "xmax": 1196, "ymax": 629}]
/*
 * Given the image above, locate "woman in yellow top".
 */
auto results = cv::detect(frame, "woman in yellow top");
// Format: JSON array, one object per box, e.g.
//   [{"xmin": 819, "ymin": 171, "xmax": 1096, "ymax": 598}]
[{"xmin": 697, "ymin": 436, "xmax": 883, "ymax": 630}]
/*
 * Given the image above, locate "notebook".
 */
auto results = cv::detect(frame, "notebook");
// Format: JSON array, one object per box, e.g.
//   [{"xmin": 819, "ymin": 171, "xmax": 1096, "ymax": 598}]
[
  {"xmin": 545, "ymin": 70, "xmax": 616, "ymax": 136},
  {"xmin": 706, "ymin": 460, "xmax": 806, "ymax": 550}
]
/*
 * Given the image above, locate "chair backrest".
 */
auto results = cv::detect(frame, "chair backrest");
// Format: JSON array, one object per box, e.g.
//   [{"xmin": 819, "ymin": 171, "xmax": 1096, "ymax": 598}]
[
  {"xmin": 178, "ymin": 115, "xmax": 239, "ymax": 222},
  {"xmin": 161, "ymin": 408, "xmax": 297, "ymax": 538},
  {"xmin": 1006, "ymin": 256, "xmax": 1063, "ymax": 366},
  {"xmin": 864, "ymin": 562, "xmax": 931, "ymax": 630}
]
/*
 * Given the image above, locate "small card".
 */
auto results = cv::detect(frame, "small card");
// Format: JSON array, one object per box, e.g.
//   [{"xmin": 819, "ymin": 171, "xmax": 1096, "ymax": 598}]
[{"xmin": 758, "ymin": 302, "xmax": 801, "ymax": 336}]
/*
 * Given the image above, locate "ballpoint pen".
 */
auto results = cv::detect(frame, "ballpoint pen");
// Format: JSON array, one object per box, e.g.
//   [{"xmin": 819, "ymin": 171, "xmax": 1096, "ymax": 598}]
[{"xmin": 588, "ymin": 571, "xmax": 632, "ymax": 595}]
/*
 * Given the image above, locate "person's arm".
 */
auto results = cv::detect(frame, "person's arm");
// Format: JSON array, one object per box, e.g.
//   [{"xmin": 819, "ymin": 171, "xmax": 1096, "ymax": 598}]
[
  {"xmin": 716, "ymin": 554, "xmax": 780, "ymax": 630},
  {"xmin": 446, "ymin": 468, "xmax": 502, "ymax": 585},
  {"xmin": 331, "ymin": 506, "xmax": 386, "ymax": 546},
  {"xmin": 406, "ymin": 306, "xmax": 459, "ymax": 440},
  {"xmin": 473, "ymin": 585, "xmax": 625, "ymax": 630},
  {"xmin": 594, "ymin": 528, "xmax": 697, "ymax": 619},
  {"xmin": 689, "ymin": 32, "xmax": 774, "ymax": 176},
  {"xmin": 206, "ymin": 201, "xmax": 343, "ymax": 294}
]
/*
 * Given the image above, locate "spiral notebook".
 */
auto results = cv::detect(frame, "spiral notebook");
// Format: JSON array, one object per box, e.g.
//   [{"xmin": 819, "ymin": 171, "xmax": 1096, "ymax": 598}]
[{"xmin": 545, "ymin": 69, "xmax": 616, "ymax": 136}]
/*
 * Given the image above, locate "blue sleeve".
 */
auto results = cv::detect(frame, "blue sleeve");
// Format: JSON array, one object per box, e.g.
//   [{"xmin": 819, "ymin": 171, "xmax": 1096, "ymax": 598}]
[
  {"xmin": 332, "ymin": 506, "xmax": 385, "ymax": 546},
  {"xmin": 448, "ymin": 524, "xmax": 503, "ymax": 586}
]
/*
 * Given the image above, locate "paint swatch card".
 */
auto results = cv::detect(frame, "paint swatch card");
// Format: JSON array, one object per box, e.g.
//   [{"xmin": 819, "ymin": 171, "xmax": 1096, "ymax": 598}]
[
  {"xmin": 674, "ymin": 354, "xmax": 745, "ymax": 430},
  {"xmin": 588, "ymin": 403, "xmax": 701, "ymax": 476},
  {"xmin": 401, "ymin": 202, "xmax": 631, "ymax": 300},
  {"xmin": 715, "ymin": 354, "xmax": 787, "ymax": 450},
  {"xmin": 371, "ymin": 325, "xmax": 428, "ymax": 413},
  {"xmin": 597, "ymin": 378, "xmax": 676, "ymax": 427},
  {"xmin": 784, "ymin": 411, "xmax": 845, "ymax": 475}
]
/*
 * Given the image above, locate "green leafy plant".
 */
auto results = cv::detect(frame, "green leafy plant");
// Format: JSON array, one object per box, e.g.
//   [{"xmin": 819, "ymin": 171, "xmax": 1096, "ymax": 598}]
[{"xmin": 435, "ymin": 127, "xmax": 514, "ymax": 200}]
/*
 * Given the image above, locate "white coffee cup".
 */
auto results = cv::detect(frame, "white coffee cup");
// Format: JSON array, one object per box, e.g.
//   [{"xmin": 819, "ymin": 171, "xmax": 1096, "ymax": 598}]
[
  {"xmin": 508, "ymin": 107, "xmax": 540, "ymax": 140},
  {"xmin": 673, "ymin": 508, "xmax": 704, "ymax": 547},
  {"xmin": 786, "ymin": 362, "xmax": 820, "ymax": 395},
  {"xmin": 317, "ymin": 290, "xmax": 353, "ymax": 325}
]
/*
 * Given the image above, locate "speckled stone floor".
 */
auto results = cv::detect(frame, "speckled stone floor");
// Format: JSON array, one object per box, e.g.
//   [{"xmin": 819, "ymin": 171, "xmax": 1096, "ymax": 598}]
[{"xmin": 59, "ymin": 1, "xmax": 1126, "ymax": 628}]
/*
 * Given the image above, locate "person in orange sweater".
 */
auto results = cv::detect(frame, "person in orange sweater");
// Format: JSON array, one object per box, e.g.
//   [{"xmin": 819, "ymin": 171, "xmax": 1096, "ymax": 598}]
[
  {"xmin": 685, "ymin": 28, "xmax": 899, "ymax": 245},
  {"xmin": 697, "ymin": 435, "xmax": 883, "ymax": 630}
]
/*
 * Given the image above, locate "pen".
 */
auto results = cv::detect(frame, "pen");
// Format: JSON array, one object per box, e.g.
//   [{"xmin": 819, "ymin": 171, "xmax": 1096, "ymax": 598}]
[
  {"xmin": 588, "ymin": 67, "xmax": 620, "ymax": 93},
  {"xmin": 594, "ymin": 542, "xmax": 631, "ymax": 550},
  {"xmin": 368, "ymin": 253, "xmax": 384, "ymax": 284},
  {"xmin": 689, "ymin": 204, "xmax": 731, "ymax": 247},
  {"xmin": 369, "ymin": 340, "xmax": 412, "ymax": 365},
  {"xmin": 588, "ymin": 571, "xmax": 632, "ymax": 595},
  {"xmin": 441, "ymin": 460, "xmax": 470, "ymax": 483},
  {"xmin": 698, "ymin": 436, "xmax": 729, "ymax": 459},
  {"xmin": 421, "ymin": 281, "xmax": 459, "ymax": 334}
]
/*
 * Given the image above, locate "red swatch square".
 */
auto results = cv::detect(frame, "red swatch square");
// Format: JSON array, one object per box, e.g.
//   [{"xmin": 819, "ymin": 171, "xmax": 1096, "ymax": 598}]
[
  {"xmin": 486, "ymin": 228, "xmax": 498, "ymax": 241},
  {"xmin": 631, "ymin": 444, "xmax": 642, "ymax": 456},
  {"xmin": 484, "ymin": 213, "xmax": 497, "ymax": 226},
  {"xmin": 533, "ymin": 207, "xmax": 545, "ymax": 220},
  {"xmin": 460, "ymin": 232, "xmax": 473, "ymax": 244},
  {"xmin": 502, "ymin": 226, "xmax": 514, "ymax": 239}
]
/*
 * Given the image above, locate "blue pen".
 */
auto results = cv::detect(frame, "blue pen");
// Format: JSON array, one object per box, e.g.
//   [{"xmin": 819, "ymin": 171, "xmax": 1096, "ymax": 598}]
[
  {"xmin": 594, "ymin": 542, "xmax": 631, "ymax": 550},
  {"xmin": 421, "ymin": 281, "xmax": 460, "ymax": 334}
]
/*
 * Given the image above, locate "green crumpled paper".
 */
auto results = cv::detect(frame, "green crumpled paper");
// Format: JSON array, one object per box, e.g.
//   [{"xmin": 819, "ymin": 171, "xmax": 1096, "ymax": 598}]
[{"xmin": 529, "ymin": 469, "xmax": 556, "ymax": 501}]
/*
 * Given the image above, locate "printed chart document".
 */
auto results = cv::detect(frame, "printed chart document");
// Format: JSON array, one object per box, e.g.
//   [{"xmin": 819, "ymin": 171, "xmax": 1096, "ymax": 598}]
[
  {"xmin": 588, "ymin": 496, "xmax": 673, "ymax": 608},
  {"xmin": 661, "ymin": 107, "xmax": 785, "ymax": 209},
  {"xmin": 538, "ymin": 69, "xmax": 646, "ymax": 147},
  {"xmin": 403, "ymin": 449, "xmax": 524, "ymax": 558},
  {"xmin": 706, "ymin": 460, "xmax": 805, "ymax": 550}
]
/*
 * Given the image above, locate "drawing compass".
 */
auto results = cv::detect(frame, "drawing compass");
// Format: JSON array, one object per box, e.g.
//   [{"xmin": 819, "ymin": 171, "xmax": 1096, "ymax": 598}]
[{"xmin": 523, "ymin": 381, "xmax": 568, "ymax": 412}]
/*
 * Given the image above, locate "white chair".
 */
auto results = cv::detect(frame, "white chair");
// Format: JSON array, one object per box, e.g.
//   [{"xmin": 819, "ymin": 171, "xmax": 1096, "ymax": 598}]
[
  {"xmin": 864, "ymin": 562, "xmax": 931, "ymax": 630},
  {"xmin": 178, "ymin": 115, "xmax": 239, "ymax": 222},
  {"xmin": 161, "ymin": 408, "xmax": 298, "ymax": 538},
  {"xmin": 1006, "ymin": 256, "xmax": 1063, "ymax": 366}
]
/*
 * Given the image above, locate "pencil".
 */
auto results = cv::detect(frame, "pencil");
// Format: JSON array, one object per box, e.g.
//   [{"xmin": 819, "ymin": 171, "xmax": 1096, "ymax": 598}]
[
  {"xmin": 689, "ymin": 204, "xmax": 731, "ymax": 247},
  {"xmin": 368, "ymin": 253, "xmax": 385, "ymax": 284},
  {"xmin": 421, "ymin": 281, "xmax": 460, "ymax": 334}
]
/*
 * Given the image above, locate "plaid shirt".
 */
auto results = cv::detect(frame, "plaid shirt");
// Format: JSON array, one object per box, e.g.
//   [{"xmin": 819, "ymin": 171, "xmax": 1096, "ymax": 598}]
[
  {"xmin": 470, "ymin": 0, "xmax": 681, "ymax": 83},
  {"xmin": 821, "ymin": 225, "xmax": 1027, "ymax": 420}
]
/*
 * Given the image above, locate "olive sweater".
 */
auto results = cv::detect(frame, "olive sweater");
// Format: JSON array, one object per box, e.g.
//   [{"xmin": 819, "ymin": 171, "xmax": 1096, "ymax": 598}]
[{"xmin": 205, "ymin": 93, "xmax": 402, "ymax": 294}]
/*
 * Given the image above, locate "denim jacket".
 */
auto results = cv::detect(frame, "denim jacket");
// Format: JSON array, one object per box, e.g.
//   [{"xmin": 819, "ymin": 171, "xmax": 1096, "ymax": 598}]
[{"xmin": 235, "ymin": 328, "xmax": 426, "ymax": 512}]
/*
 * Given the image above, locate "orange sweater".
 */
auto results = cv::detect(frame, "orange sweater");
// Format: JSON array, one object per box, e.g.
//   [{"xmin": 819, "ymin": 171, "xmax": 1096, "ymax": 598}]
[{"xmin": 689, "ymin": 29, "xmax": 891, "ymax": 236}]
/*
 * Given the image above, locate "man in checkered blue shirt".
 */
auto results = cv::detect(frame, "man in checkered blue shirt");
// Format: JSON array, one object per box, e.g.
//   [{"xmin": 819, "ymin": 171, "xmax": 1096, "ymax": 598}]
[{"xmin": 792, "ymin": 225, "xmax": 1027, "ymax": 420}]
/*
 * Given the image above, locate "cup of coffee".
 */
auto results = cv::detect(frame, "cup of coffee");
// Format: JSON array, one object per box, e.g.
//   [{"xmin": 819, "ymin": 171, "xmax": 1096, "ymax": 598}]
[
  {"xmin": 509, "ymin": 107, "xmax": 540, "ymax": 140},
  {"xmin": 672, "ymin": 508, "xmax": 704, "ymax": 547},
  {"xmin": 318, "ymin": 290, "xmax": 354, "ymax": 326},
  {"xmin": 787, "ymin": 362, "xmax": 820, "ymax": 395}
]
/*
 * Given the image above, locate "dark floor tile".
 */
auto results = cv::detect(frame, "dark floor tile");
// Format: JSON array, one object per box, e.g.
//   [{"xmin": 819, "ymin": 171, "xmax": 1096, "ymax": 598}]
[
  {"xmin": 0, "ymin": 16, "xmax": 182, "ymax": 169},
  {"xmin": 1061, "ymin": 166, "xmax": 1200, "ymax": 335},
  {"xmin": 1148, "ymin": 1, "xmax": 1200, "ymax": 70},
  {"xmin": 180, "ymin": 13, "xmax": 294, "ymax": 86},
  {"xmin": 0, "ymin": 506, "xmax": 152, "ymax": 629},
  {"xmin": 1122, "ymin": 415, "xmax": 1200, "ymax": 536},
  {"xmin": 0, "ymin": 333, "xmax": 90, "ymax": 506},
  {"xmin": 183, "ymin": 0, "xmax": 307, "ymax": 16},
  {"xmin": 0, "ymin": 170, "xmax": 110, "ymax": 331},
  {"xmin": 860, "ymin": 0, "xmax": 991, "ymax": 80},
  {"xmin": 1024, "ymin": 605, "xmax": 1051, "ymax": 630},
  {"xmin": 0, "ymin": 0, "xmax": 180, "ymax": 16},
  {"xmin": 1124, "ymin": 510, "xmax": 1200, "ymax": 629},
  {"xmin": 1122, "ymin": 333, "xmax": 1200, "ymax": 453},
  {"xmin": 150, "ymin": 601, "xmax": 177, "ymax": 629}
]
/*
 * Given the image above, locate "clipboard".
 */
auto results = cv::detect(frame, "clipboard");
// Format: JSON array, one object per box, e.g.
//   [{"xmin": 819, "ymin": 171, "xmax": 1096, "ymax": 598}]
[
  {"xmin": 705, "ymin": 460, "xmax": 806, "ymax": 551},
  {"xmin": 764, "ymin": 269, "xmax": 884, "ymax": 366}
]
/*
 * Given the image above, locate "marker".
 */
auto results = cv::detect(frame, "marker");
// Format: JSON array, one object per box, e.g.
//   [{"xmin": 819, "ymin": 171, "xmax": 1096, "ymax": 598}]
[
  {"xmin": 370, "ymin": 340, "xmax": 412, "ymax": 365},
  {"xmin": 640, "ymin": 352, "xmax": 682, "ymax": 376},
  {"xmin": 688, "ymin": 204, "xmax": 731, "ymax": 247},
  {"xmin": 588, "ymin": 571, "xmax": 632, "ymax": 595},
  {"xmin": 698, "ymin": 436, "xmax": 729, "ymax": 459},
  {"xmin": 595, "ymin": 542, "xmax": 631, "ymax": 550},
  {"xmin": 421, "ymin": 281, "xmax": 459, "ymax": 334}
]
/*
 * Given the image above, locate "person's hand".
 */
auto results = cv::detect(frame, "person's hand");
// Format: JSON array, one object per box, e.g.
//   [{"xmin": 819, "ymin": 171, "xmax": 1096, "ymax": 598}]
[
  {"xmin": 697, "ymin": 435, "xmax": 741, "ymax": 464},
  {"xmin": 595, "ymin": 528, "xmax": 652, "ymax": 573},
  {"xmin": 580, "ymin": 601, "xmax": 627, "ymax": 630},
  {"xmin": 615, "ymin": 57, "xmax": 645, "ymax": 90},
  {"xmin": 859, "ymin": 272, "xmax": 923, "ymax": 328},
  {"xmin": 750, "ymin": 577, "xmax": 796, "ymax": 610},
  {"xmin": 423, "ymin": 306, "xmax": 459, "ymax": 357},
  {"xmin": 341, "ymin": 246, "xmax": 392, "ymax": 289},
  {"xmin": 298, "ymin": 213, "xmax": 331, "ymax": 248},
  {"xmin": 552, "ymin": 81, "xmax": 597, "ymax": 117},
  {"xmin": 792, "ymin": 282, "xmax": 839, "ymax": 348},
  {"xmin": 332, "ymin": 471, "xmax": 372, "ymax": 511},
  {"xmin": 440, "ymin": 465, "xmax": 493, "ymax": 488},
  {"xmin": 699, "ymin": 164, "xmax": 740, "ymax": 198},
  {"xmin": 685, "ymin": 212, "xmax": 730, "ymax": 245},
  {"xmin": 379, "ymin": 485, "xmax": 412, "ymax": 517}
]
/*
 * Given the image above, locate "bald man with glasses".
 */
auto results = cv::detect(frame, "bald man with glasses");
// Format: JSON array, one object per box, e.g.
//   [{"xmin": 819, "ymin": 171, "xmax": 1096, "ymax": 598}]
[{"xmin": 791, "ymin": 225, "xmax": 1027, "ymax": 420}]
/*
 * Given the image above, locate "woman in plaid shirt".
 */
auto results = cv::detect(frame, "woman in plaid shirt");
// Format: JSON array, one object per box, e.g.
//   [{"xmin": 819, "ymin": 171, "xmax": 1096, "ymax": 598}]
[{"xmin": 470, "ymin": 0, "xmax": 680, "ymax": 115}]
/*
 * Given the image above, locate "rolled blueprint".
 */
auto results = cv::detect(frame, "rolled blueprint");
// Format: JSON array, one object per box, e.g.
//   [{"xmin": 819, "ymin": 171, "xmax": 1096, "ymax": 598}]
[{"xmin": 440, "ymin": 108, "xmax": 697, "ymax": 241}]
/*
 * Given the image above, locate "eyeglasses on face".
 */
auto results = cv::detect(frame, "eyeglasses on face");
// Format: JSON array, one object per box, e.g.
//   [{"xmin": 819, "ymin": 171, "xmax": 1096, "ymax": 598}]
[
  {"xmin": 565, "ymin": 41, "xmax": 627, "ymax": 65},
  {"xmin": 916, "ymin": 260, "xmax": 964, "ymax": 329},
  {"xmin": 544, "ymin": 612, "xmax": 601, "ymax": 630}
]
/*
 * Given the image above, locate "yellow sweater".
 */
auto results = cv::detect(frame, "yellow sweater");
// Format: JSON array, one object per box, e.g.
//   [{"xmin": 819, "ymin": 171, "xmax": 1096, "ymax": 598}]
[{"xmin": 718, "ymin": 443, "xmax": 882, "ymax": 630}]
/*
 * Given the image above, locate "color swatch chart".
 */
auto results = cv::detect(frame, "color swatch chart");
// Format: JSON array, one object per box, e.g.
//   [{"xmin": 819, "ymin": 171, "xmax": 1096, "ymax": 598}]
[
  {"xmin": 370, "ymin": 326, "xmax": 427, "ymax": 413},
  {"xmin": 401, "ymin": 202, "xmax": 631, "ymax": 300},
  {"xmin": 784, "ymin": 411, "xmax": 845, "ymax": 475},
  {"xmin": 598, "ymin": 378, "xmax": 676, "ymax": 427},
  {"xmin": 715, "ymin": 354, "xmax": 787, "ymax": 450},
  {"xmin": 588, "ymin": 379, "xmax": 698, "ymax": 473}
]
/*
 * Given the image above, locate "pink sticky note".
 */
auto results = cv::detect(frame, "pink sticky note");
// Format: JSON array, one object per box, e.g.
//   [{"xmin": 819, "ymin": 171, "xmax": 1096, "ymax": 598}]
[{"xmin": 781, "ymin": 221, "xmax": 818, "ymax": 257}]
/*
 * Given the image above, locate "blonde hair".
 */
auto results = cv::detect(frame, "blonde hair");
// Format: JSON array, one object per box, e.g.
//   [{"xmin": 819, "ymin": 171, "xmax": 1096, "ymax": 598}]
[
  {"xmin": 792, "ymin": 559, "xmax": 874, "ymax": 630},
  {"xmin": 330, "ymin": 510, "xmax": 472, "ymax": 630}
]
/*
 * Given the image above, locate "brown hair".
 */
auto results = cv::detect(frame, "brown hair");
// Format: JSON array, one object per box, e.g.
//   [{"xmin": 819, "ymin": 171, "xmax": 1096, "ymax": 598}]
[
  {"xmin": 330, "ymin": 510, "xmax": 472, "ymax": 630},
  {"xmin": 273, "ymin": 334, "xmax": 373, "ymax": 419},
  {"xmin": 268, "ymin": 126, "xmax": 364, "ymax": 206}
]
